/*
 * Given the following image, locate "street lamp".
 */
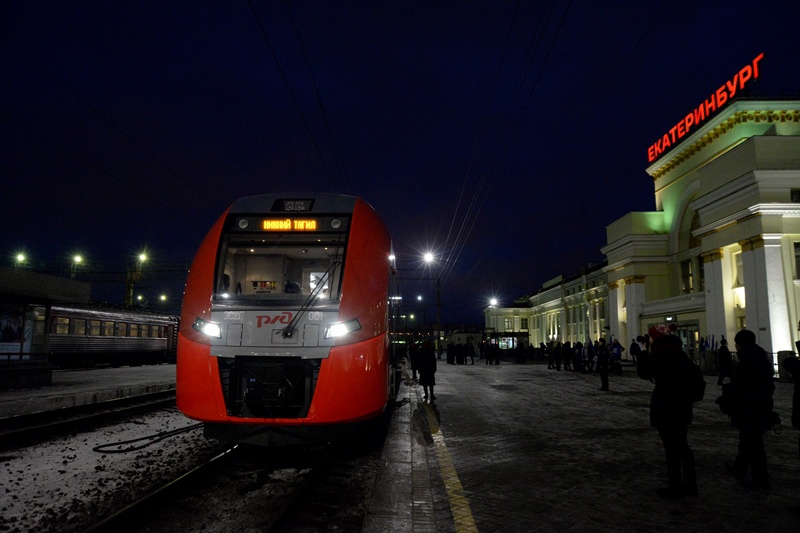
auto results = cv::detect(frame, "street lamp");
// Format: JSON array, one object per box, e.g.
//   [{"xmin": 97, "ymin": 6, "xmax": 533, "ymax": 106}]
[
  {"xmin": 126, "ymin": 251, "xmax": 149, "ymax": 306},
  {"xmin": 490, "ymin": 298, "xmax": 498, "ymax": 307},
  {"xmin": 14, "ymin": 253, "xmax": 27, "ymax": 268},
  {"xmin": 70, "ymin": 254, "xmax": 83, "ymax": 279}
]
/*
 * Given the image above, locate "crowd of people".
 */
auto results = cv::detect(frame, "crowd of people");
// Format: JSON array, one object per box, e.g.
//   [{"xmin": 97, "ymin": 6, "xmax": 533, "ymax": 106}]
[{"xmin": 404, "ymin": 326, "xmax": 800, "ymax": 513}]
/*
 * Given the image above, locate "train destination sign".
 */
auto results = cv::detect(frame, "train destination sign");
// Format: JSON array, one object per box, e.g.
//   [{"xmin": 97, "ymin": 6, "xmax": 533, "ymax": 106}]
[
  {"xmin": 261, "ymin": 218, "xmax": 318, "ymax": 231},
  {"xmin": 647, "ymin": 52, "xmax": 764, "ymax": 163}
]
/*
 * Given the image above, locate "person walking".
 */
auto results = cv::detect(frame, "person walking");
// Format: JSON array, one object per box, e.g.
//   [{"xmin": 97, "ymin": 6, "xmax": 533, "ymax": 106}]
[
  {"xmin": 629, "ymin": 337, "xmax": 641, "ymax": 366},
  {"xmin": 637, "ymin": 324, "xmax": 698, "ymax": 499},
  {"xmin": 717, "ymin": 337, "xmax": 733, "ymax": 386},
  {"xmin": 409, "ymin": 342, "xmax": 421, "ymax": 382},
  {"xmin": 418, "ymin": 339, "xmax": 438, "ymax": 402},
  {"xmin": 597, "ymin": 338, "xmax": 610, "ymax": 391},
  {"xmin": 721, "ymin": 329, "xmax": 775, "ymax": 490}
]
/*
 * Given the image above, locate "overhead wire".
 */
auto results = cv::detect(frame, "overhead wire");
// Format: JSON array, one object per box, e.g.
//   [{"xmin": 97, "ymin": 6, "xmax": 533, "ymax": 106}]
[
  {"xmin": 247, "ymin": 0, "xmax": 344, "ymax": 192},
  {"xmin": 284, "ymin": 0, "xmax": 352, "ymax": 195},
  {"xmin": 441, "ymin": 0, "xmax": 571, "ymax": 285},
  {"xmin": 247, "ymin": 0, "xmax": 346, "ymax": 191}
]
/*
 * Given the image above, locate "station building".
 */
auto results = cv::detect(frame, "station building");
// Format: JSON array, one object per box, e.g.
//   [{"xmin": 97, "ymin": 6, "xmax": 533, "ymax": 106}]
[{"xmin": 485, "ymin": 98, "xmax": 800, "ymax": 363}]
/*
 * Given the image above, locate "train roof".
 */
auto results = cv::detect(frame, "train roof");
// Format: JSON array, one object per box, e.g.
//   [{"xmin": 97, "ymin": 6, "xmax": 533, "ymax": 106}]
[
  {"xmin": 228, "ymin": 193, "xmax": 365, "ymax": 215},
  {"xmin": 50, "ymin": 304, "xmax": 178, "ymax": 323}
]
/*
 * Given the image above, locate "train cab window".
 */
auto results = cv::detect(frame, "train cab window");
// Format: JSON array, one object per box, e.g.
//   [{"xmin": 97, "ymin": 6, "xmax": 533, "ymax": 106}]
[
  {"xmin": 73, "ymin": 319, "xmax": 86, "ymax": 335},
  {"xmin": 215, "ymin": 232, "xmax": 347, "ymax": 306},
  {"xmin": 89, "ymin": 320, "xmax": 101, "ymax": 336},
  {"xmin": 129, "ymin": 323, "xmax": 139, "ymax": 337},
  {"xmin": 104, "ymin": 321, "xmax": 115, "ymax": 336},
  {"xmin": 54, "ymin": 317, "xmax": 70, "ymax": 335}
]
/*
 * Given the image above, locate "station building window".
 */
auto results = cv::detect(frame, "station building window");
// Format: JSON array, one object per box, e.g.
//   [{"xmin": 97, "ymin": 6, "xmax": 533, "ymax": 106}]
[
  {"xmin": 521, "ymin": 318, "xmax": 529, "ymax": 330},
  {"xmin": 680, "ymin": 260, "xmax": 693, "ymax": 294},
  {"xmin": 794, "ymin": 242, "xmax": 800, "ymax": 279}
]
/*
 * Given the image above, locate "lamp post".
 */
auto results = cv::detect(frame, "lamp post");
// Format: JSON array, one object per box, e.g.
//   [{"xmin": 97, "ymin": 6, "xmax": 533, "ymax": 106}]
[
  {"xmin": 14, "ymin": 253, "xmax": 27, "ymax": 269},
  {"xmin": 126, "ymin": 253, "xmax": 148, "ymax": 306},
  {"xmin": 70, "ymin": 255, "xmax": 83, "ymax": 279},
  {"xmin": 423, "ymin": 252, "xmax": 443, "ymax": 358}
]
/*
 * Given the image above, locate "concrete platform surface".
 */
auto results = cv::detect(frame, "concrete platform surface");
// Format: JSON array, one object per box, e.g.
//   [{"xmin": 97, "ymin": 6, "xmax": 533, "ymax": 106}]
[
  {"xmin": 364, "ymin": 360, "xmax": 800, "ymax": 532},
  {"xmin": 0, "ymin": 365, "xmax": 175, "ymax": 419}
]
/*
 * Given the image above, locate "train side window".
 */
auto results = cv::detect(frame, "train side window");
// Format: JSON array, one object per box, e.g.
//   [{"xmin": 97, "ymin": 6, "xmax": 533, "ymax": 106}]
[
  {"xmin": 89, "ymin": 320, "xmax": 101, "ymax": 336},
  {"xmin": 104, "ymin": 321, "xmax": 115, "ymax": 336},
  {"xmin": 140, "ymin": 324, "xmax": 150, "ymax": 338},
  {"xmin": 117, "ymin": 323, "xmax": 128, "ymax": 337},
  {"xmin": 73, "ymin": 319, "xmax": 86, "ymax": 335},
  {"xmin": 53, "ymin": 317, "xmax": 70, "ymax": 335},
  {"xmin": 151, "ymin": 326, "xmax": 161, "ymax": 338},
  {"xmin": 129, "ymin": 323, "xmax": 139, "ymax": 337}
]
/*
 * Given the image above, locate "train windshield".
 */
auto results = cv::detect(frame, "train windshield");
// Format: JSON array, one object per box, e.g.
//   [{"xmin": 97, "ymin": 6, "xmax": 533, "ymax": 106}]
[{"xmin": 214, "ymin": 232, "xmax": 346, "ymax": 305}]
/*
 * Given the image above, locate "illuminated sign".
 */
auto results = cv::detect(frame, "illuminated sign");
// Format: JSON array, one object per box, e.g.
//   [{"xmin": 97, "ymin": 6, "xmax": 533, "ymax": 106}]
[
  {"xmin": 261, "ymin": 218, "xmax": 318, "ymax": 231},
  {"xmin": 647, "ymin": 52, "xmax": 764, "ymax": 163},
  {"xmin": 271, "ymin": 199, "xmax": 314, "ymax": 212}
]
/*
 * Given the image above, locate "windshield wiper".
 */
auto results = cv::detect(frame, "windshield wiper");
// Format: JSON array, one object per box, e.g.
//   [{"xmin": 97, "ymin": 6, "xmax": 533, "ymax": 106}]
[{"xmin": 282, "ymin": 260, "xmax": 341, "ymax": 338}]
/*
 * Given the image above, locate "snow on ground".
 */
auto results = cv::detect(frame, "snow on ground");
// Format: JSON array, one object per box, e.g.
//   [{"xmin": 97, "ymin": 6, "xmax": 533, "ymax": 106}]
[{"xmin": 0, "ymin": 408, "xmax": 222, "ymax": 532}]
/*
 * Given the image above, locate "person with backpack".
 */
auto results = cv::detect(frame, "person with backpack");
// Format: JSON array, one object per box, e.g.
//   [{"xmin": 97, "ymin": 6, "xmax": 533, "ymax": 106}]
[
  {"xmin": 637, "ymin": 323, "xmax": 702, "ymax": 499},
  {"xmin": 720, "ymin": 329, "xmax": 775, "ymax": 490}
]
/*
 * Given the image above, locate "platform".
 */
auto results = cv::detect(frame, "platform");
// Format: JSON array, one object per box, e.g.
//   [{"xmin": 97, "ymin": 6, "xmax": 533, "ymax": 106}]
[
  {"xmin": 364, "ymin": 359, "xmax": 800, "ymax": 532},
  {"xmin": 0, "ymin": 365, "xmax": 176, "ymax": 420}
]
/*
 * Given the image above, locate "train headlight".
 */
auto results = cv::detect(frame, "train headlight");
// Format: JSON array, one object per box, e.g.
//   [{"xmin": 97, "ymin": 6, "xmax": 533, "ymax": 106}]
[
  {"xmin": 324, "ymin": 319, "xmax": 362, "ymax": 339},
  {"xmin": 192, "ymin": 317, "xmax": 222, "ymax": 338}
]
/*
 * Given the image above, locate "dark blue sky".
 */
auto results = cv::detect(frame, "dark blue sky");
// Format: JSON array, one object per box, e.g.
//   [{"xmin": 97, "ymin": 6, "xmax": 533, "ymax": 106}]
[{"xmin": 2, "ymin": 1, "xmax": 799, "ymax": 323}]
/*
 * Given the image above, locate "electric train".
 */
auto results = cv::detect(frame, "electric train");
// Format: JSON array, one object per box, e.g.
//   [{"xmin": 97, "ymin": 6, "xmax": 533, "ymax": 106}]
[{"xmin": 176, "ymin": 193, "xmax": 396, "ymax": 445}]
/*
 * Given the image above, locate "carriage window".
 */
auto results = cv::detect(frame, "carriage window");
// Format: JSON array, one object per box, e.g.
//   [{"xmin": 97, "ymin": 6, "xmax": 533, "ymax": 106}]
[
  {"xmin": 140, "ymin": 325, "xmax": 150, "ymax": 338},
  {"xmin": 89, "ymin": 320, "xmax": 101, "ymax": 336},
  {"xmin": 73, "ymin": 319, "xmax": 86, "ymax": 335},
  {"xmin": 215, "ymin": 232, "xmax": 347, "ymax": 306},
  {"xmin": 129, "ymin": 323, "xmax": 138, "ymax": 337},
  {"xmin": 54, "ymin": 317, "xmax": 70, "ymax": 335},
  {"xmin": 104, "ymin": 321, "xmax": 115, "ymax": 336},
  {"xmin": 151, "ymin": 326, "xmax": 162, "ymax": 338},
  {"xmin": 117, "ymin": 323, "xmax": 128, "ymax": 337}
]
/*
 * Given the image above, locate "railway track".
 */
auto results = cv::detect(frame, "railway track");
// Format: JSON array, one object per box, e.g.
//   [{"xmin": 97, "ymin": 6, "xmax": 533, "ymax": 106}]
[
  {"xmin": 81, "ymin": 432, "xmax": 386, "ymax": 532},
  {"xmin": 0, "ymin": 390, "xmax": 176, "ymax": 447}
]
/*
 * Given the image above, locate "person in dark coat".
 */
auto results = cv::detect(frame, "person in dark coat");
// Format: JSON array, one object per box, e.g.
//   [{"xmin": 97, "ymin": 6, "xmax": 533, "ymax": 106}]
[
  {"xmin": 722, "ymin": 329, "xmax": 775, "ymax": 489},
  {"xmin": 782, "ymin": 355, "xmax": 800, "ymax": 514},
  {"xmin": 638, "ymin": 324, "xmax": 697, "ymax": 499},
  {"xmin": 596, "ymin": 338, "xmax": 610, "ymax": 391},
  {"xmin": 409, "ymin": 342, "xmax": 421, "ymax": 382},
  {"xmin": 717, "ymin": 337, "xmax": 733, "ymax": 386},
  {"xmin": 418, "ymin": 340, "xmax": 438, "ymax": 402}
]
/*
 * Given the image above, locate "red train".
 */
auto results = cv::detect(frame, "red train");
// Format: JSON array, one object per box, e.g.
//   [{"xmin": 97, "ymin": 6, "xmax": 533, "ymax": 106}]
[{"xmin": 177, "ymin": 194, "xmax": 396, "ymax": 445}]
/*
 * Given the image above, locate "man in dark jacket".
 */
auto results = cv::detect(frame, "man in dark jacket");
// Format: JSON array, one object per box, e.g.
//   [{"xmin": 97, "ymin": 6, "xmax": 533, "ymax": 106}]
[
  {"xmin": 723, "ymin": 329, "xmax": 775, "ymax": 489},
  {"xmin": 638, "ymin": 324, "xmax": 697, "ymax": 499}
]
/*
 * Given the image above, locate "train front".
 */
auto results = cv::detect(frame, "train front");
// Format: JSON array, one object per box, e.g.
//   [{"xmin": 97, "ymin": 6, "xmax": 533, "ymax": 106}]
[{"xmin": 177, "ymin": 194, "xmax": 392, "ymax": 445}]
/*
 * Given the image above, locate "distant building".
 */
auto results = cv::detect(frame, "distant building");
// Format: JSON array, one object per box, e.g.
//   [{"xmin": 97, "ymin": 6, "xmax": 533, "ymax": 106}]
[{"xmin": 486, "ymin": 99, "xmax": 800, "ymax": 362}]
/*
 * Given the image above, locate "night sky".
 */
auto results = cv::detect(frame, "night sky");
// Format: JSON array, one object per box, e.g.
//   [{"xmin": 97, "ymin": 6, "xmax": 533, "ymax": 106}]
[{"xmin": 3, "ymin": 1, "xmax": 799, "ymax": 324}]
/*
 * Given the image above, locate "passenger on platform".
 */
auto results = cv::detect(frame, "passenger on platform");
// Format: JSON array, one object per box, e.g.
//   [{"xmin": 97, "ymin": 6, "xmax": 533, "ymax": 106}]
[
  {"xmin": 467, "ymin": 340, "xmax": 476, "ymax": 365},
  {"xmin": 717, "ymin": 337, "xmax": 733, "ymax": 386},
  {"xmin": 418, "ymin": 340, "xmax": 437, "ymax": 402},
  {"xmin": 573, "ymin": 342, "xmax": 583, "ymax": 372},
  {"xmin": 781, "ymin": 354, "xmax": 800, "ymax": 514},
  {"xmin": 493, "ymin": 343, "xmax": 501, "ymax": 365},
  {"xmin": 611, "ymin": 339, "xmax": 625, "ymax": 375},
  {"xmin": 596, "ymin": 338, "xmax": 609, "ymax": 391},
  {"xmin": 629, "ymin": 337, "xmax": 641, "ymax": 366},
  {"xmin": 563, "ymin": 341, "xmax": 572, "ymax": 370},
  {"xmin": 515, "ymin": 341, "xmax": 525, "ymax": 364},
  {"xmin": 409, "ymin": 342, "xmax": 421, "ymax": 382},
  {"xmin": 637, "ymin": 323, "xmax": 698, "ymax": 499},
  {"xmin": 546, "ymin": 342, "xmax": 554, "ymax": 369},
  {"xmin": 554, "ymin": 342, "xmax": 563, "ymax": 371},
  {"xmin": 720, "ymin": 329, "xmax": 775, "ymax": 490}
]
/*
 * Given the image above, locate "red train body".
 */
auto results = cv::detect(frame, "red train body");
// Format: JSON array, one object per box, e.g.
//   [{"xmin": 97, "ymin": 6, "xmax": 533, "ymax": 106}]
[{"xmin": 177, "ymin": 194, "xmax": 395, "ymax": 445}]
